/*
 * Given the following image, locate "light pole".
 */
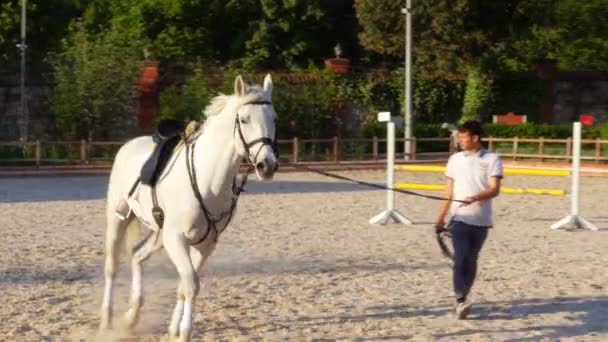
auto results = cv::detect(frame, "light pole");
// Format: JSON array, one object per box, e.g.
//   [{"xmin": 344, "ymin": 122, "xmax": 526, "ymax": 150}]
[
  {"xmin": 401, "ymin": 1, "xmax": 412, "ymax": 160},
  {"xmin": 17, "ymin": 0, "xmax": 28, "ymax": 142}
]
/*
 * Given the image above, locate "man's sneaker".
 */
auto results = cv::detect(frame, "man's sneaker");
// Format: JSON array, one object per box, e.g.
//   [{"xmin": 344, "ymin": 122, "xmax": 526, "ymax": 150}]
[{"xmin": 454, "ymin": 302, "xmax": 471, "ymax": 319}]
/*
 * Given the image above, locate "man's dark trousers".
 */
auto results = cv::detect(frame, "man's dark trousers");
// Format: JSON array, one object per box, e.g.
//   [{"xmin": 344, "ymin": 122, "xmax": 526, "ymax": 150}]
[{"xmin": 450, "ymin": 220, "xmax": 489, "ymax": 301}]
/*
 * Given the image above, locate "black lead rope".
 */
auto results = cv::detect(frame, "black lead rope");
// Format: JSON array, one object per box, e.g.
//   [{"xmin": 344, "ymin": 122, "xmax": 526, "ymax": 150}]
[
  {"xmin": 282, "ymin": 163, "xmax": 460, "ymax": 262},
  {"xmin": 301, "ymin": 163, "xmax": 456, "ymax": 262},
  {"xmin": 283, "ymin": 163, "xmax": 468, "ymax": 204}
]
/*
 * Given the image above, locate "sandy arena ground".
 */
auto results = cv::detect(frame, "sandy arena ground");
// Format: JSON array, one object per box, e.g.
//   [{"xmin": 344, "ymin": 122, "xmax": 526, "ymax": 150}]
[{"xmin": 0, "ymin": 170, "xmax": 607, "ymax": 341}]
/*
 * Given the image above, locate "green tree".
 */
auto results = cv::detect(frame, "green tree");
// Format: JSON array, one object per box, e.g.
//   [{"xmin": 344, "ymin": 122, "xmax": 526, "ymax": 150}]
[
  {"xmin": 0, "ymin": 2, "xmax": 19, "ymax": 63},
  {"xmin": 1, "ymin": 0, "xmax": 89, "ymax": 68},
  {"xmin": 503, "ymin": 0, "xmax": 608, "ymax": 71},
  {"xmin": 243, "ymin": 0, "xmax": 326, "ymax": 69},
  {"xmin": 50, "ymin": 20, "xmax": 145, "ymax": 140},
  {"xmin": 355, "ymin": 0, "xmax": 541, "ymax": 122},
  {"xmin": 354, "ymin": 0, "xmax": 404, "ymax": 58},
  {"xmin": 158, "ymin": 63, "xmax": 212, "ymax": 121}
]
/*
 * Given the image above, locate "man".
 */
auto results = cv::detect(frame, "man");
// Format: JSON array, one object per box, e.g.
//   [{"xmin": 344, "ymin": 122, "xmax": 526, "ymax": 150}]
[{"xmin": 435, "ymin": 120, "xmax": 503, "ymax": 319}]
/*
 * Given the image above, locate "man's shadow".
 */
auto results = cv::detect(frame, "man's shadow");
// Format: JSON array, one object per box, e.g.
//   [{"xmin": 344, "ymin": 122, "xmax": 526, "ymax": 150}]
[{"xmin": 262, "ymin": 295, "xmax": 607, "ymax": 341}]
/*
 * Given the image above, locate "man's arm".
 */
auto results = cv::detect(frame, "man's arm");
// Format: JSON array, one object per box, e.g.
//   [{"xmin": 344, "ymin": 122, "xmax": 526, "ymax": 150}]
[
  {"xmin": 462, "ymin": 176, "xmax": 501, "ymax": 205},
  {"xmin": 435, "ymin": 177, "xmax": 454, "ymax": 229}
]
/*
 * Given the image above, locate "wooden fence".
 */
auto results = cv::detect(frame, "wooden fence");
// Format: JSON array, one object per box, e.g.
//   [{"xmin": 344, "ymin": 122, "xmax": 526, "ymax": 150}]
[{"xmin": 1, "ymin": 136, "xmax": 608, "ymax": 166}]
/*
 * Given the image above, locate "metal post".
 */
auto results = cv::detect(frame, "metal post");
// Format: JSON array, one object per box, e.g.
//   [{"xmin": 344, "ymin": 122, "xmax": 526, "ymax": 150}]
[
  {"xmin": 551, "ymin": 122, "xmax": 597, "ymax": 231},
  {"xmin": 402, "ymin": 1, "xmax": 413, "ymax": 160},
  {"xmin": 370, "ymin": 112, "xmax": 412, "ymax": 225},
  {"xmin": 17, "ymin": 0, "xmax": 28, "ymax": 142}
]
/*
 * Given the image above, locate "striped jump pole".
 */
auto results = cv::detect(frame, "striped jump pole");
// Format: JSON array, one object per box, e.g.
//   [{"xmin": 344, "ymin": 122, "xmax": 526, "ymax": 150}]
[
  {"xmin": 369, "ymin": 112, "xmax": 412, "ymax": 225},
  {"xmin": 551, "ymin": 122, "xmax": 598, "ymax": 231}
]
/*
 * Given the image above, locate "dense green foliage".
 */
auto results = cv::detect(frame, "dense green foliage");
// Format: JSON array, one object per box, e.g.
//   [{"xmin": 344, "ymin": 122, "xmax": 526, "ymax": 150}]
[
  {"xmin": 158, "ymin": 62, "xmax": 211, "ymax": 122},
  {"xmin": 49, "ymin": 20, "xmax": 145, "ymax": 140},
  {"xmin": 1, "ymin": 0, "xmax": 607, "ymax": 142}
]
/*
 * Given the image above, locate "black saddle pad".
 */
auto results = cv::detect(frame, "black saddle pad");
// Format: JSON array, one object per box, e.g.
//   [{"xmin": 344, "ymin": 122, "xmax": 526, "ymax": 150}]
[{"xmin": 141, "ymin": 120, "xmax": 186, "ymax": 186}]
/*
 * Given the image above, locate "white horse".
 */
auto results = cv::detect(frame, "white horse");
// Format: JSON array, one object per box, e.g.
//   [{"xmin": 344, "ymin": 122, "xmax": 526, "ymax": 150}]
[{"xmin": 99, "ymin": 75, "xmax": 279, "ymax": 341}]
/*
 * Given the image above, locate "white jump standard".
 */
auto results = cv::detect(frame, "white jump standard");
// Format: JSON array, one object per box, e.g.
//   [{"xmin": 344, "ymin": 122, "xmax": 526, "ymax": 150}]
[
  {"xmin": 369, "ymin": 112, "xmax": 412, "ymax": 225},
  {"xmin": 551, "ymin": 122, "xmax": 597, "ymax": 231}
]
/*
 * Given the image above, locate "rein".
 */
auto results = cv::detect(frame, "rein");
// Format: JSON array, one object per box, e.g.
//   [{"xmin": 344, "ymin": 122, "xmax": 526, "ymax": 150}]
[
  {"xmin": 185, "ymin": 137, "xmax": 252, "ymax": 245},
  {"xmin": 184, "ymin": 99, "xmax": 275, "ymax": 245}
]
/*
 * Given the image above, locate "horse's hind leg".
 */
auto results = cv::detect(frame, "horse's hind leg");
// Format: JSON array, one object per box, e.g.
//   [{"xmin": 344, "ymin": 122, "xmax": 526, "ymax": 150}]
[
  {"xmin": 100, "ymin": 213, "xmax": 131, "ymax": 330},
  {"xmin": 124, "ymin": 229, "xmax": 163, "ymax": 328}
]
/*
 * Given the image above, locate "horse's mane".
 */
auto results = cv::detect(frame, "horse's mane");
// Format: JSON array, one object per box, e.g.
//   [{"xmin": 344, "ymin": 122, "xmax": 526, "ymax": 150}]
[{"xmin": 202, "ymin": 84, "xmax": 268, "ymax": 120}]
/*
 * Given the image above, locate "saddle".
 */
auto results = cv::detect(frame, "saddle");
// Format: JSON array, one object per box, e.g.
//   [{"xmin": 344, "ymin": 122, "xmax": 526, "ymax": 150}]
[{"xmin": 140, "ymin": 119, "xmax": 186, "ymax": 186}]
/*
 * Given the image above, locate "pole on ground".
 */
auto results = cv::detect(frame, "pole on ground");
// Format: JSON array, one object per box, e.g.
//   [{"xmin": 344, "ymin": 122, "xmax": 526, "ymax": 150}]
[
  {"xmin": 370, "ymin": 112, "xmax": 413, "ymax": 225},
  {"xmin": 551, "ymin": 122, "xmax": 597, "ymax": 231}
]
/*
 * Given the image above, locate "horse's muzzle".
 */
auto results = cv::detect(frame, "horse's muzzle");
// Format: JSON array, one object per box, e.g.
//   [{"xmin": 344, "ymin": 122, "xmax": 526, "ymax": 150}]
[{"xmin": 256, "ymin": 158, "xmax": 278, "ymax": 179}]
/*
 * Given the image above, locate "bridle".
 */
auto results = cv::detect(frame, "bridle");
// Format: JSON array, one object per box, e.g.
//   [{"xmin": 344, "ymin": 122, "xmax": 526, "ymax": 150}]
[
  {"xmin": 234, "ymin": 99, "xmax": 279, "ymax": 166},
  {"xmin": 184, "ymin": 99, "xmax": 278, "ymax": 245}
]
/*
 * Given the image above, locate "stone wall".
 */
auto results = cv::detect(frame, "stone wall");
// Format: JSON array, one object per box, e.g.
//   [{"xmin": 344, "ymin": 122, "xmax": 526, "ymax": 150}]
[
  {"xmin": 553, "ymin": 78, "xmax": 608, "ymax": 124},
  {"xmin": 0, "ymin": 84, "xmax": 53, "ymax": 141}
]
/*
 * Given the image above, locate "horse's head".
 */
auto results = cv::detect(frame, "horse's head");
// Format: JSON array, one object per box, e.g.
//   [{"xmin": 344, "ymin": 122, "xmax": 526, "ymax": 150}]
[{"xmin": 233, "ymin": 74, "xmax": 279, "ymax": 181}]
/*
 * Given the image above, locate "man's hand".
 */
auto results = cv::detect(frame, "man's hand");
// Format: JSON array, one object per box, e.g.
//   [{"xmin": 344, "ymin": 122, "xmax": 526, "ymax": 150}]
[{"xmin": 435, "ymin": 217, "xmax": 446, "ymax": 233}]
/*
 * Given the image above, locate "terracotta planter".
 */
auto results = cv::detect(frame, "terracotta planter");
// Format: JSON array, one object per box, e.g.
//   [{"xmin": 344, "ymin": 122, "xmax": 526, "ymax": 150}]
[{"xmin": 324, "ymin": 58, "xmax": 351, "ymax": 74}]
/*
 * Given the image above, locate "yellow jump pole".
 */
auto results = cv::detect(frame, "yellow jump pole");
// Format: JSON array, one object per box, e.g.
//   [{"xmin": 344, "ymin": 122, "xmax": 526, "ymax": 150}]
[{"xmin": 395, "ymin": 183, "xmax": 566, "ymax": 196}]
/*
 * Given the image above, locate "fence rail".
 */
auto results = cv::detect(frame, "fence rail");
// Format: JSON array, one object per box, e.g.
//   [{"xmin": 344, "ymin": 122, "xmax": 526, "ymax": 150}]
[{"xmin": 2, "ymin": 136, "xmax": 608, "ymax": 166}]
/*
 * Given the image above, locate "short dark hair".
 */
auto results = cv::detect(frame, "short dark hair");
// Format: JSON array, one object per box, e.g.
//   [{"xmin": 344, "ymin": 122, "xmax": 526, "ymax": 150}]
[{"xmin": 458, "ymin": 120, "xmax": 483, "ymax": 139}]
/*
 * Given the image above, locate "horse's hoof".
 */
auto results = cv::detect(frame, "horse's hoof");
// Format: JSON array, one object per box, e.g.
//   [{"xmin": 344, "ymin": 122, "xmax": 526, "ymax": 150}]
[
  {"xmin": 99, "ymin": 313, "xmax": 112, "ymax": 331},
  {"xmin": 98, "ymin": 321, "xmax": 111, "ymax": 331},
  {"xmin": 123, "ymin": 307, "xmax": 140, "ymax": 329}
]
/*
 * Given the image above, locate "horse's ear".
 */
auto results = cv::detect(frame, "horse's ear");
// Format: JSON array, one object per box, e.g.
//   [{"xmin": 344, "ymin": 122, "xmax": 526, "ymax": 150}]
[
  {"xmin": 263, "ymin": 74, "xmax": 273, "ymax": 96},
  {"xmin": 234, "ymin": 75, "xmax": 245, "ymax": 96}
]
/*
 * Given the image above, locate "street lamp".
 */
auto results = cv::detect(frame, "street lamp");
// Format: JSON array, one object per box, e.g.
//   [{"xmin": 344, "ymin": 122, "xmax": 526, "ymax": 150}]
[
  {"xmin": 17, "ymin": 0, "xmax": 28, "ymax": 142},
  {"xmin": 401, "ymin": 1, "xmax": 412, "ymax": 160}
]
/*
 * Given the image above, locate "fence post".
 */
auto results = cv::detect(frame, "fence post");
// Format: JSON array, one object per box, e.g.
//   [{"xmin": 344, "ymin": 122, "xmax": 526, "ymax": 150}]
[
  {"xmin": 332, "ymin": 136, "xmax": 339, "ymax": 162},
  {"xmin": 566, "ymin": 138, "xmax": 572, "ymax": 162},
  {"xmin": 488, "ymin": 136, "xmax": 494, "ymax": 151},
  {"xmin": 512, "ymin": 137, "xmax": 519, "ymax": 160},
  {"xmin": 449, "ymin": 137, "xmax": 455, "ymax": 155},
  {"xmin": 411, "ymin": 137, "xmax": 417, "ymax": 160},
  {"xmin": 372, "ymin": 136, "xmax": 379, "ymax": 160},
  {"xmin": 539, "ymin": 137, "xmax": 545, "ymax": 162},
  {"xmin": 595, "ymin": 138, "xmax": 600, "ymax": 162},
  {"xmin": 35, "ymin": 140, "xmax": 41, "ymax": 167},
  {"xmin": 292, "ymin": 137, "xmax": 299, "ymax": 163},
  {"xmin": 80, "ymin": 140, "xmax": 87, "ymax": 163}
]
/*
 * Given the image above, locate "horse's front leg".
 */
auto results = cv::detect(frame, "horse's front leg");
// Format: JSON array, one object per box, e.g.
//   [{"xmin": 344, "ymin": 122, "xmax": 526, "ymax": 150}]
[
  {"xmin": 168, "ymin": 241, "xmax": 216, "ymax": 338},
  {"xmin": 164, "ymin": 229, "xmax": 200, "ymax": 342}
]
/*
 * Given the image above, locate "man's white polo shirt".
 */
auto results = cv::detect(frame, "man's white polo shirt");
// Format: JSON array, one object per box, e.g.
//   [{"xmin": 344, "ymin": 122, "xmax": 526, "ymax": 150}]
[{"xmin": 446, "ymin": 149, "xmax": 503, "ymax": 227}]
